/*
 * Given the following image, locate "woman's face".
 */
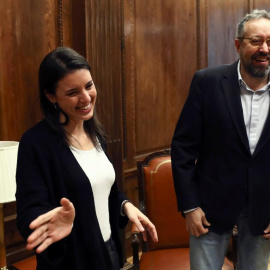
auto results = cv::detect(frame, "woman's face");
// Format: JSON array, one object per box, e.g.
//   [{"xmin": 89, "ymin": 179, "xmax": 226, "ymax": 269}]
[{"xmin": 46, "ymin": 69, "xmax": 97, "ymax": 126}]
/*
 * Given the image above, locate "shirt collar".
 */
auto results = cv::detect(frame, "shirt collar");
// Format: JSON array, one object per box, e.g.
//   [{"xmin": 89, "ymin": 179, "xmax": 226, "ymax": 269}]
[{"xmin": 237, "ymin": 60, "xmax": 270, "ymax": 92}]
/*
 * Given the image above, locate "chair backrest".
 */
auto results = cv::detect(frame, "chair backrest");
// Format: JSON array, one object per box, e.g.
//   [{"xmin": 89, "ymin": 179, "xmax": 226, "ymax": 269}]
[{"xmin": 137, "ymin": 149, "xmax": 189, "ymax": 252}]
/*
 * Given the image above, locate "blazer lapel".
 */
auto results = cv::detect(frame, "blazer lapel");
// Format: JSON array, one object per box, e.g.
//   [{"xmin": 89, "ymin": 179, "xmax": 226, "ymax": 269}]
[{"xmin": 221, "ymin": 61, "xmax": 250, "ymax": 154}]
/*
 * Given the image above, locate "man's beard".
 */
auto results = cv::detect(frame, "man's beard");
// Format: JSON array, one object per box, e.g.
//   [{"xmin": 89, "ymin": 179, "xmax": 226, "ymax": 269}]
[{"xmin": 242, "ymin": 53, "xmax": 270, "ymax": 78}]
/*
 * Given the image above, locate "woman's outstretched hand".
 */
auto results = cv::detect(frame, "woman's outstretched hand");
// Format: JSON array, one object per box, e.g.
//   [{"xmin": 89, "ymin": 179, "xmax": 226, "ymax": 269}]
[
  {"xmin": 26, "ymin": 198, "xmax": 75, "ymax": 253},
  {"xmin": 124, "ymin": 202, "xmax": 158, "ymax": 243}
]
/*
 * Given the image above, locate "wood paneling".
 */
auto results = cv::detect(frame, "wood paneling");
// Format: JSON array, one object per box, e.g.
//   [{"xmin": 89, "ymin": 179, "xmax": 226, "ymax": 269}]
[
  {"xmin": 197, "ymin": 0, "xmax": 208, "ymax": 69},
  {"xmin": 207, "ymin": 0, "xmax": 248, "ymax": 67},
  {"xmin": 134, "ymin": 0, "xmax": 197, "ymax": 153},
  {"xmin": 0, "ymin": 0, "xmax": 58, "ymax": 141},
  {"xmin": 70, "ymin": 0, "xmax": 86, "ymax": 55},
  {"xmin": 62, "ymin": 0, "xmax": 73, "ymax": 47},
  {"xmin": 1, "ymin": 0, "xmax": 270, "ymax": 266},
  {"xmin": 252, "ymin": 0, "xmax": 270, "ymax": 10},
  {"xmin": 123, "ymin": 0, "xmax": 197, "ymax": 170}
]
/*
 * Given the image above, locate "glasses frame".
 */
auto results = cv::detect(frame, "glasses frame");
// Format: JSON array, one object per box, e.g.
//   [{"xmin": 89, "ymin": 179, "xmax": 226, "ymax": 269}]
[{"xmin": 238, "ymin": 36, "xmax": 270, "ymax": 48}]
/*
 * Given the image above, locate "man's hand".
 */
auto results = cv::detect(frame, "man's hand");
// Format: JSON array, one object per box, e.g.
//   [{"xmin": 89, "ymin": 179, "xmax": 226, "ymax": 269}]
[
  {"xmin": 263, "ymin": 222, "xmax": 270, "ymax": 239},
  {"xmin": 185, "ymin": 207, "xmax": 211, "ymax": 237},
  {"xmin": 26, "ymin": 198, "xmax": 75, "ymax": 253}
]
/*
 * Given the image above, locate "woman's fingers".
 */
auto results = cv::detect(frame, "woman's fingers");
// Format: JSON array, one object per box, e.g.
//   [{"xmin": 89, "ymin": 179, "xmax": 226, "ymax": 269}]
[
  {"xmin": 27, "ymin": 223, "xmax": 48, "ymax": 243},
  {"xmin": 141, "ymin": 220, "xmax": 158, "ymax": 242},
  {"xmin": 27, "ymin": 228, "xmax": 48, "ymax": 250},
  {"xmin": 29, "ymin": 210, "xmax": 56, "ymax": 230},
  {"xmin": 35, "ymin": 236, "xmax": 54, "ymax": 253},
  {"xmin": 125, "ymin": 202, "xmax": 158, "ymax": 243}
]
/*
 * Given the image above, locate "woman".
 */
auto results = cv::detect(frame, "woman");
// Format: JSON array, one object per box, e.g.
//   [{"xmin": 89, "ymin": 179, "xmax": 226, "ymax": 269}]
[{"xmin": 16, "ymin": 47, "xmax": 158, "ymax": 270}]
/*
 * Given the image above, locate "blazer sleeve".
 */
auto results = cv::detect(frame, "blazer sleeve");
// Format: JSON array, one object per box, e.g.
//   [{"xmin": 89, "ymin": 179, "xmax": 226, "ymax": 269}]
[
  {"xmin": 16, "ymin": 130, "xmax": 67, "ymax": 264},
  {"xmin": 171, "ymin": 71, "xmax": 204, "ymax": 213}
]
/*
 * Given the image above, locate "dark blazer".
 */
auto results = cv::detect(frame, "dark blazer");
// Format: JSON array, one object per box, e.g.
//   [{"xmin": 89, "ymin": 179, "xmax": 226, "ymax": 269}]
[
  {"xmin": 16, "ymin": 120, "xmax": 128, "ymax": 270},
  {"xmin": 171, "ymin": 60, "xmax": 270, "ymax": 236}
]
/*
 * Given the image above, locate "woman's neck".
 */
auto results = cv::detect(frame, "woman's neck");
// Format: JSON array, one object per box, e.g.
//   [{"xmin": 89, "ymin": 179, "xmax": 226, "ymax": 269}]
[{"xmin": 64, "ymin": 122, "xmax": 94, "ymax": 151}]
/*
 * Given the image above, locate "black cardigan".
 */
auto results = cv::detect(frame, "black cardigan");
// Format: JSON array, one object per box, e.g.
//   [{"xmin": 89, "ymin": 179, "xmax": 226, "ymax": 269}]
[{"xmin": 16, "ymin": 120, "xmax": 128, "ymax": 270}]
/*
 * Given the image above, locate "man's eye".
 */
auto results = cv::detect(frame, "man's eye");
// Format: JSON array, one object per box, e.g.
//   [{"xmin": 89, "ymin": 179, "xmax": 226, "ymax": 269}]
[{"xmin": 251, "ymin": 39, "xmax": 262, "ymax": 46}]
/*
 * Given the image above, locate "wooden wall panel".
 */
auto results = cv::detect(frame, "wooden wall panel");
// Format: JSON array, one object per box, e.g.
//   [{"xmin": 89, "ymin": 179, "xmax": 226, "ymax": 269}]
[
  {"xmin": 135, "ymin": 0, "xmax": 197, "ymax": 153},
  {"xmin": 123, "ymin": 0, "xmax": 197, "ymax": 170},
  {"xmin": 252, "ymin": 0, "xmax": 270, "ymax": 10},
  {"xmin": 197, "ymin": 0, "xmax": 208, "ymax": 69},
  {"xmin": 0, "ymin": 0, "xmax": 58, "ymax": 141},
  {"xmin": 62, "ymin": 0, "xmax": 73, "ymax": 47},
  {"xmin": 207, "ymin": 0, "xmax": 248, "ymax": 67},
  {"xmin": 70, "ymin": 0, "xmax": 86, "ymax": 55}
]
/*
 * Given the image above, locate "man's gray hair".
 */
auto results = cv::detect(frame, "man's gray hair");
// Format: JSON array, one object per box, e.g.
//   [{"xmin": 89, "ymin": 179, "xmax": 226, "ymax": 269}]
[{"xmin": 236, "ymin": 9, "xmax": 270, "ymax": 38}]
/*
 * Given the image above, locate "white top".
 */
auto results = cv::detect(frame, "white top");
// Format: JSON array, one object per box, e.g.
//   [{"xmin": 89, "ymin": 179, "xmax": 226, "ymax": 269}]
[
  {"xmin": 238, "ymin": 61, "xmax": 270, "ymax": 154},
  {"xmin": 70, "ymin": 145, "xmax": 115, "ymax": 241}
]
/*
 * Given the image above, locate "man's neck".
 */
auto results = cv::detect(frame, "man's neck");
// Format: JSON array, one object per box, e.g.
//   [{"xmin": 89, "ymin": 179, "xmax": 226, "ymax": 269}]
[{"xmin": 240, "ymin": 69, "xmax": 269, "ymax": 91}]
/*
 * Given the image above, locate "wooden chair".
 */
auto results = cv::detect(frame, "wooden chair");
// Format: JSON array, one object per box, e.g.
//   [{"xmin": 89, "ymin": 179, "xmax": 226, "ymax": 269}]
[{"xmin": 131, "ymin": 149, "xmax": 235, "ymax": 270}]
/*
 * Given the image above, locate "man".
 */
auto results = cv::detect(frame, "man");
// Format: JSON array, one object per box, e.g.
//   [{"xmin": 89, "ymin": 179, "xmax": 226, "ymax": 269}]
[{"xmin": 171, "ymin": 9, "xmax": 270, "ymax": 270}]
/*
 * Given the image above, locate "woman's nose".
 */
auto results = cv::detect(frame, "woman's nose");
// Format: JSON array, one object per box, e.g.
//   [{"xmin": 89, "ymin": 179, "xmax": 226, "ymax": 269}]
[{"xmin": 80, "ymin": 90, "xmax": 91, "ymax": 102}]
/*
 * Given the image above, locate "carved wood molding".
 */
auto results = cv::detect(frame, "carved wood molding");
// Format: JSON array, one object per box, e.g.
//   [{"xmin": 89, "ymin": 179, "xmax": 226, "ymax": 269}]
[
  {"xmin": 197, "ymin": 0, "xmax": 208, "ymax": 69},
  {"xmin": 58, "ymin": 0, "xmax": 63, "ymax": 46},
  {"xmin": 122, "ymin": 0, "xmax": 136, "ymax": 163}
]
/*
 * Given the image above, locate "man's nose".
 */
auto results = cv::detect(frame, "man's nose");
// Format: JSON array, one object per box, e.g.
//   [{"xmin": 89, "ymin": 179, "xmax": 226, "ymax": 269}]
[{"xmin": 259, "ymin": 41, "xmax": 270, "ymax": 53}]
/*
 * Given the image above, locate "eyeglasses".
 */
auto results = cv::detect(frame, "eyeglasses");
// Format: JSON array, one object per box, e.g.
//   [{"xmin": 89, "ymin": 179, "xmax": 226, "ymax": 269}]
[{"xmin": 238, "ymin": 36, "xmax": 270, "ymax": 48}]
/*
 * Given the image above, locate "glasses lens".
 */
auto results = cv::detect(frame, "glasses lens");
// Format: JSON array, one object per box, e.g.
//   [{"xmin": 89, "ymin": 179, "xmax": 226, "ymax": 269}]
[{"xmin": 250, "ymin": 37, "xmax": 263, "ymax": 46}]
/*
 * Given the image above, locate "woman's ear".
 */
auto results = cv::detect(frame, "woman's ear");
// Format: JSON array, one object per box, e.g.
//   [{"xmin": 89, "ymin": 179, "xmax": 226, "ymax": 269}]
[{"xmin": 45, "ymin": 93, "xmax": 56, "ymax": 104}]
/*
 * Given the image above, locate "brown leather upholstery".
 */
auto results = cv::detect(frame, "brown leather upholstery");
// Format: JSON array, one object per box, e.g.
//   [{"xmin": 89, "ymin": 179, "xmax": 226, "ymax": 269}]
[
  {"xmin": 132, "ymin": 149, "xmax": 234, "ymax": 270},
  {"xmin": 139, "ymin": 152, "xmax": 189, "ymax": 251}
]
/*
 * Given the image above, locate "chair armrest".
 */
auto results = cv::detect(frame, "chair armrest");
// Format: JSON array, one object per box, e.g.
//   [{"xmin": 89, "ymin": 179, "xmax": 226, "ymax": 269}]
[{"xmin": 131, "ymin": 223, "xmax": 140, "ymax": 270}]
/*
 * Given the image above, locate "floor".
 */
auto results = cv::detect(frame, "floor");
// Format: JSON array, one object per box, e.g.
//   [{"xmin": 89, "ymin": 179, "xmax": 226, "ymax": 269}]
[
  {"xmin": 12, "ymin": 256, "xmax": 36, "ymax": 270},
  {"xmin": 9, "ymin": 255, "xmax": 270, "ymax": 269}
]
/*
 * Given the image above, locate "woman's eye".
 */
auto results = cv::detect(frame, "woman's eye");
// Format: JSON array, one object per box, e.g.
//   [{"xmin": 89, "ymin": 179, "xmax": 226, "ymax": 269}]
[
  {"xmin": 86, "ymin": 83, "xmax": 93, "ymax": 90},
  {"xmin": 67, "ymin": 92, "xmax": 77, "ymax": 96}
]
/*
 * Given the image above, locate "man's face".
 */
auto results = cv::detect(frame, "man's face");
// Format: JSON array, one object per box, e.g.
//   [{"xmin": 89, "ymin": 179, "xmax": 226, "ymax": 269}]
[{"xmin": 235, "ymin": 18, "xmax": 270, "ymax": 79}]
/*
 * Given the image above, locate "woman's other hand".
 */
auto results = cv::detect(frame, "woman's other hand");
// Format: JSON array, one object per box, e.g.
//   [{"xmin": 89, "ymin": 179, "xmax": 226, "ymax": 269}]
[{"xmin": 124, "ymin": 202, "xmax": 158, "ymax": 243}]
